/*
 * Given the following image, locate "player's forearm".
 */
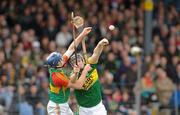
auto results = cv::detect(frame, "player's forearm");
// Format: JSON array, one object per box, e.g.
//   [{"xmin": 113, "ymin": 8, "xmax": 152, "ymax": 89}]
[
  {"xmin": 68, "ymin": 69, "xmax": 88, "ymax": 89},
  {"xmin": 69, "ymin": 73, "xmax": 78, "ymax": 83},
  {"xmin": 63, "ymin": 27, "xmax": 91, "ymax": 59},
  {"xmin": 75, "ymin": 69, "xmax": 88, "ymax": 87},
  {"xmin": 62, "ymin": 33, "xmax": 86, "ymax": 61},
  {"xmin": 88, "ymin": 43, "xmax": 104, "ymax": 64},
  {"xmin": 68, "ymin": 64, "xmax": 91, "ymax": 89},
  {"xmin": 68, "ymin": 32, "xmax": 86, "ymax": 51}
]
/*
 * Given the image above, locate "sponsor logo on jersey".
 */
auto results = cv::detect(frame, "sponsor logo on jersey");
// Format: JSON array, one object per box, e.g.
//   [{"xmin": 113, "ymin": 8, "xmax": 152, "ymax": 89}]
[{"xmin": 82, "ymin": 69, "xmax": 98, "ymax": 90}]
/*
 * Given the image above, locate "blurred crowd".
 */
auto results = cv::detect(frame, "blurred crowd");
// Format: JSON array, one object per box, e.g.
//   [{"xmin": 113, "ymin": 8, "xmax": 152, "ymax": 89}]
[{"xmin": 0, "ymin": 0, "xmax": 179, "ymax": 115}]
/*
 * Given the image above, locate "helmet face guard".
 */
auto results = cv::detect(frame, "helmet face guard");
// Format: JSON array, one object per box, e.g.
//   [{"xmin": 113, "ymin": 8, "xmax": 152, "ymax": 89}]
[
  {"xmin": 46, "ymin": 52, "xmax": 62, "ymax": 68},
  {"xmin": 69, "ymin": 53, "xmax": 84, "ymax": 67}
]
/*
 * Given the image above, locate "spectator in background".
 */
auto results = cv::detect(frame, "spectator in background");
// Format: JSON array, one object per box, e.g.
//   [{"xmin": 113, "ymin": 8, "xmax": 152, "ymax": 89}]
[
  {"xmin": 170, "ymin": 83, "xmax": 180, "ymax": 114},
  {"xmin": 0, "ymin": 50, "xmax": 5, "ymax": 72},
  {"xmin": 107, "ymin": 89, "xmax": 121, "ymax": 114},
  {"xmin": 104, "ymin": 52, "xmax": 118, "ymax": 76},
  {"xmin": 3, "ymin": 38, "xmax": 12, "ymax": 60},
  {"xmin": 176, "ymin": 63, "xmax": 180, "ymax": 83},
  {"xmin": 55, "ymin": 24, "xmax": 72, "ymax": 49},
  {"xmin": 119, "ymin": 89, "xmax": 132, "ymax": 115},
  {"xmin": 101, "ymin": 70, "xmax": 116, "ymax": 96},
  {"xmin": 17, "ymin": 85, "xmax": 34, "ymax": 115},
  {"xmin": 0, "ymin": 84, "xmax": 14, "ymax": 110},
  {"xmin": 169, "ymin": 63, "xmax": 180, "ymax": 115},
  {"xmin": 40, "ymin": 36, "xmax": 50, "ymax": 54},
  {"xmin": 141, "ymin": 71, "xmax": 156, "ymax": 104},
  {"xmin": 26, "ymin": 84, "xmax": 45, "ymax": 115},
  {"xmin": 166, "ymin": 56, "xmax": 179, "ymax": 83},
  {"xmin": 115, "ymin": 50, "xmax": 131, "ymax": 88},
  {"xmin": 155, "ymin": 67, "xmax": 174, "ymax": 115},
  {"xmin": 0, "ymin": 104, "xmax": 7, "ymax": 115},
  {"xmin": 43, "ymin": 14, "xmax": 58, "ymax": 40},
  {"xmin": 126, "ymin": 58, "xmax": 138, "ymax": 93},
  {"xmin": 19, "ymin": 101, "xmax": 34, "ymax": 115}
]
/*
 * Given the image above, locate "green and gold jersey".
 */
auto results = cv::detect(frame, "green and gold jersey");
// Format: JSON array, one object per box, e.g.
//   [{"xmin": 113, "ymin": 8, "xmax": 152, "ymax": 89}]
[
  {"xmin": 74, "ymin": 64, "xmax": 102, "ymax": 107},
  {"xmin": 48, "ymin": 68, "xmax": 70, "ymax": 104}
]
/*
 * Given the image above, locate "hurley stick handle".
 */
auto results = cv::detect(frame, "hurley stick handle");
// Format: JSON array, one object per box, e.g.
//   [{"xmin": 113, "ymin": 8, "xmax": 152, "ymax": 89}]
[{"xmin": 71, "ymin": 12, "xmax": 78, "ymax": 65}]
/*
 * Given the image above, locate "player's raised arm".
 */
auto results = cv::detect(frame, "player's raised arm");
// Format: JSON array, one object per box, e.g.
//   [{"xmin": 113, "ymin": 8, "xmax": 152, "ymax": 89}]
[
  {"xmin": 62, "ymin": 27, "xmax": 92, "ymax": 63},
  {"xmin": 87, "ymin": 38, "xmax": 109, "ymax": 64}
]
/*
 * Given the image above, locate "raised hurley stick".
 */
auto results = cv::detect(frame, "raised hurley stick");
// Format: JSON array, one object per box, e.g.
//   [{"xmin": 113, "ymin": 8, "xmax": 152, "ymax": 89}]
[
  {"xmin": 71, "ymin": 12, "xmax": 78, "ymax": 65},
  {"xmin": 71, "ymin": 12, "xmax": 85, "ymax": 64},
  {"xmin": 73, "ymin": 15, "xmax": 86, "ymax": 62}
]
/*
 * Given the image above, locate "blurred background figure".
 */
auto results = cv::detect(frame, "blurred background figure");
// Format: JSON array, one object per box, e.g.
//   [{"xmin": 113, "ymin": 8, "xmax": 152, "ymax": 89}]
[{"xmin": 155, "ymin": 67, "xmax": 174, "ymax": 115}]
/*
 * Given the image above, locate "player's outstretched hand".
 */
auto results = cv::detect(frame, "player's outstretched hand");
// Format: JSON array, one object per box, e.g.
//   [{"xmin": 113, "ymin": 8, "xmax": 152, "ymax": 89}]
[
  {"xmin": 82, "ymin": 27, "xmax": 92, "ymax": 35},
  {"xmin": 99, "ymin": 38, "xmax": 109, "ymax": 46}
]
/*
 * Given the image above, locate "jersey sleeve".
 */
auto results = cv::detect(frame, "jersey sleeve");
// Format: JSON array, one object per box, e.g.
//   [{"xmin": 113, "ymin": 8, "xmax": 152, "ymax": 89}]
[
  {"xmin": 87, "ymin": 57, "xmax": 98, "ymax": 64},
  {"xmin": 62, "ymin": 55, "xmax": 69, "ymax": 63},
  {"xmin": 52, "ymin": 72, "xmax": 69, "ymax": 87},
  {"xmin": 62, "ymin": 50, "xmax": 74, "ymax": 63}
]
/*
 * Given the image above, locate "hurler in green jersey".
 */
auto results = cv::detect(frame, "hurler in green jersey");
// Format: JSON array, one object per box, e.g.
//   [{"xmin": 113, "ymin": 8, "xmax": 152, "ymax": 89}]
[{"xmin": 70, "ymin": 38, "xmax": 109, "ymax": 115}]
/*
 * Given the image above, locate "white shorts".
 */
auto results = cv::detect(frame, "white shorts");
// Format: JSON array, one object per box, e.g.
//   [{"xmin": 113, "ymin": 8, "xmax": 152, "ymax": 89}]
[
  {"xmin": 47, "ymin": 100, "xmax": 73, "ymax": 115},
  {"xmin": 79, "ymin": 101, "xmax": 107, "ymax": 115}
]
